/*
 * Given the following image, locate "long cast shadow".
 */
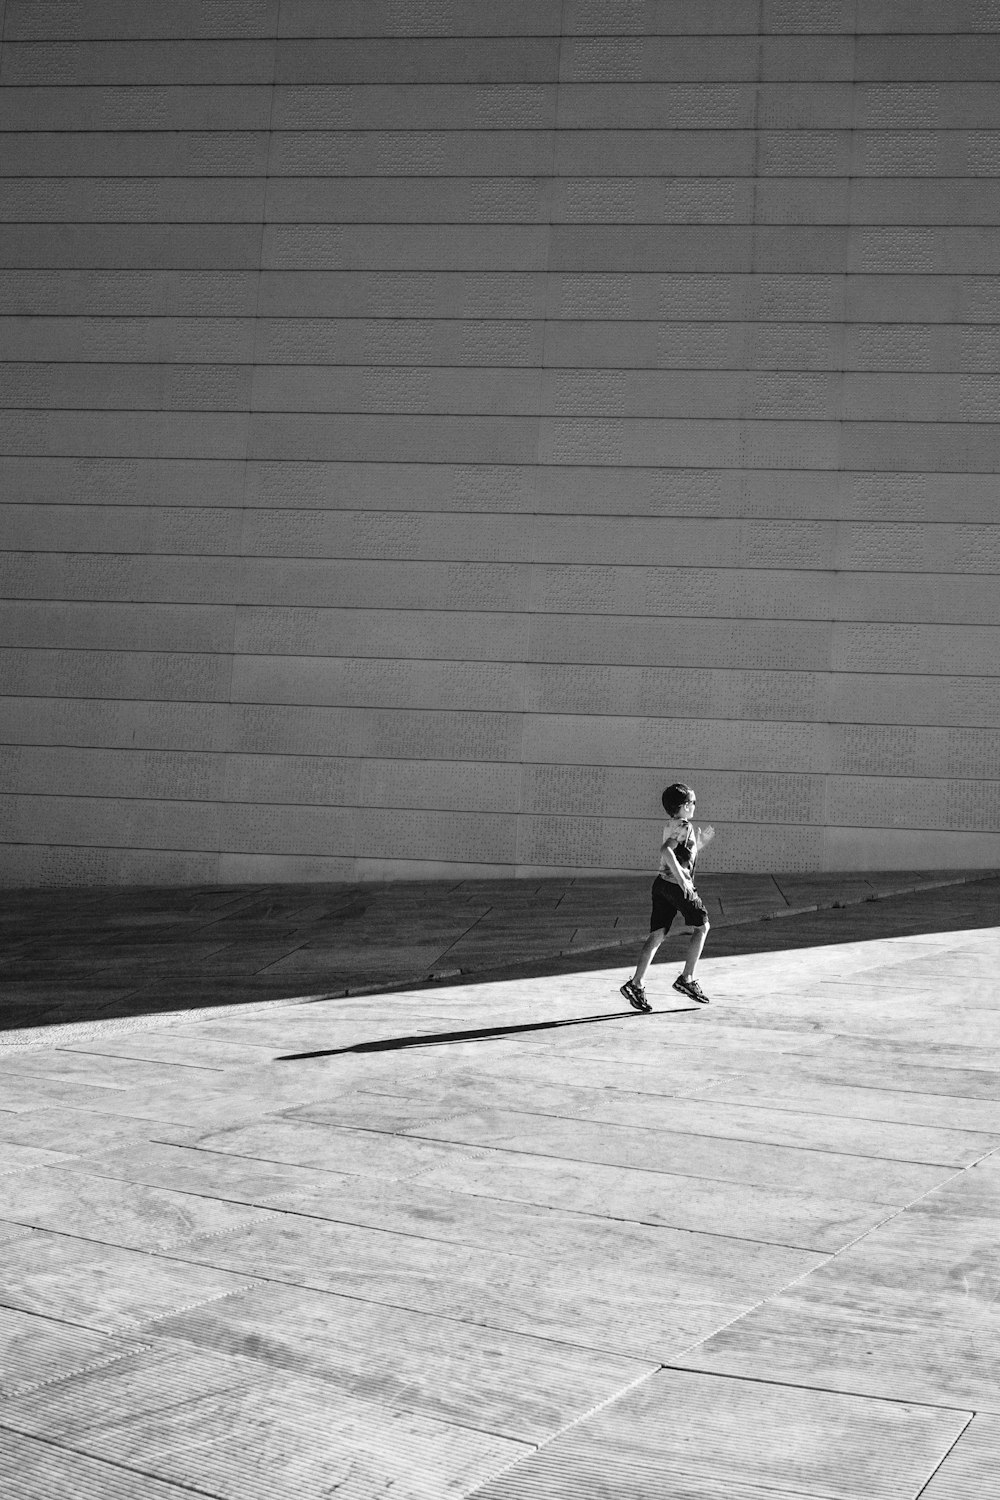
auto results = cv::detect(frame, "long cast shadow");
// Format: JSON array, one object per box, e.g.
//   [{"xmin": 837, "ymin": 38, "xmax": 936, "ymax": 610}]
[{"xmin": 276, "ymin": 1005, "xmax": 694, "ymax": 1060}]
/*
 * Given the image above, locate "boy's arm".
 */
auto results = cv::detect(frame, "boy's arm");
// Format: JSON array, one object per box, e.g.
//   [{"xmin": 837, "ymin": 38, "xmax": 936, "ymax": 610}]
[{"xmin": 660, "ymin": 841, "xmax": 693, "ymax": 890}]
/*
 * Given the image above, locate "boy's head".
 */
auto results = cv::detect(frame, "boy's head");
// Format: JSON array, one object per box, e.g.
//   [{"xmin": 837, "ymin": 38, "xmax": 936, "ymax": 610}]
[{"xmin": 662, "ymin": 782, "xmax": 696, "ymax": 818}]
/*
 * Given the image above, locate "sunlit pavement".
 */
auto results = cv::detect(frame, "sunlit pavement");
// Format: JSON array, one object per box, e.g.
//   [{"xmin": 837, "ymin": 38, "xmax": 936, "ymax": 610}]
[{"xmin": 0, "ymin": 875, "xmax": 998, "ymax": 1498}]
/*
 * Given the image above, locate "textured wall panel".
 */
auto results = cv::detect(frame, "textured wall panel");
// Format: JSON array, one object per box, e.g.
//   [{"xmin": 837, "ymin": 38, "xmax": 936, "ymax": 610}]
[{"xmin": 1, "ymin": 8, "xmax": 997, "ymax": 882}]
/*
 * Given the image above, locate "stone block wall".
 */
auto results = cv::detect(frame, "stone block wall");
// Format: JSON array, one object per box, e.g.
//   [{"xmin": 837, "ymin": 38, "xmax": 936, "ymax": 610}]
[{"xmin": 1, "ymin": 0, "xmax": 998, "ymax": 883}]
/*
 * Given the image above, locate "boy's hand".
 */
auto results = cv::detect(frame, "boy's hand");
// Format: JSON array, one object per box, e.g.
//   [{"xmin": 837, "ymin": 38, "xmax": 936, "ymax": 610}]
[{"xmin": 695, "ymin": 824, "xmax": 715, "ymax": 849}]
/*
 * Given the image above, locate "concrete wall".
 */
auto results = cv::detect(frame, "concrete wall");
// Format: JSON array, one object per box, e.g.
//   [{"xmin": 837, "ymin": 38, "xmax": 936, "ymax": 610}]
[{"xmin": 1, "ymin": 0, "xmax": 998, "ymax": 885}]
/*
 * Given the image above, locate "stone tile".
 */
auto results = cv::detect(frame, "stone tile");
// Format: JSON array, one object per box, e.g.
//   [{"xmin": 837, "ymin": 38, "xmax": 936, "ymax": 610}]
[
  {"xmin": 0, "ymin": 1430, "xmax": 196, "ymax": 1500},
  {"xmin": 687, "ymin": 1073, "xmax": 1000, "ymax": 1132},
  {"xmin": 0, "ymin": 1304, "xmax": 149, "ymax": 1399},
  {"xmin": 0, "ymin": 1166, "xmax": 277, "ymax": 1251},
  {"xmin": 0, "ymin": 1233, "xmax": 260, "ymax": 1333},
  {"xmin": 686, "ymin": 1171, "xmax": 1000, "ymax": 1410},
  {"xmin": 686, "ymin": 1285, "xmax": 1000, "ymax": 1413},
  {"xmin": 0, "ymin": 1047, "xmax": 215, "ymax": 1090},
  {"xmin": 0, "ymin": 1219, "xmax": 37, "ymax": 1248},
  {"xmin": 65, "ymin": 1033, "xmax": 281, "ymax": 1069},
  {"xmin": 0, "ymin": 1345, "xmax": 527, "ymax": 1500},
  {"xmin": 0, "ymin": 1142, "xmax": 73, "ymax": 1174},
  {"xmin": 61, "ymin": 1139, "xmax": 345, "ymax": 1206},
  {"xmin": 0, "ymin": 1107, "xmax": 190, "ymax": 1156},
  {"xmin": 921, "ymin": 1415, "xmax": 1000, "ymax": 1500},
  {"xmin": 272, "ymin": 1171, "xmax": 823, "ymax": 1288},
  {"xmin": 155, "ymin": 1279, "xmax": 654, "ymax": 1443},
  {"xmin": 471, "ymin": 1366, "xmax": 968, "ymax": 1500},
  {"xmin": 174, "ymin": 1210, "xmax": 750, "ymax": 1361},
  {"xmin": 172, "ymin": 1116, "xmax": 468, "ymax": 1178},
  {"xmin": 411, "ymin": 1143, "xmax": 896, "ymax": 1253},
  {"xmin": 399, "ymin": 1107, "xmax": 955, "ymax": 1204},
  {"xmin": 292, "ymin": 1075, "xmax": 1000, "ymax": 1164}
]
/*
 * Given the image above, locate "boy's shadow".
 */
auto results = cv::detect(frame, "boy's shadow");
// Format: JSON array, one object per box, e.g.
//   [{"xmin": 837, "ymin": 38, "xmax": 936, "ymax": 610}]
[{"xmin": 277, "ymin": 1006, "xmax": 696, "ymax": 1061}]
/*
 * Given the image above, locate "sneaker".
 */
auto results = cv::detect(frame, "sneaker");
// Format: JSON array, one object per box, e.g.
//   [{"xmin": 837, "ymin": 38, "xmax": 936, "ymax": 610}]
[
  {"xmin": 673, "ymin": 973, "xmax": 709, "ymax": 1004},
  {"xmin": 620, "ymin": 977, "xmax": 651, "ymax": 1013}
]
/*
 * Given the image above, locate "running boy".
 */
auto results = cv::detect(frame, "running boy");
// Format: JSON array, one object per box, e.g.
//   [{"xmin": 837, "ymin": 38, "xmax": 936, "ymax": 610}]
[{"xmin": 620, "ymin": 783, "xmax": 714, "ymax": 1012}]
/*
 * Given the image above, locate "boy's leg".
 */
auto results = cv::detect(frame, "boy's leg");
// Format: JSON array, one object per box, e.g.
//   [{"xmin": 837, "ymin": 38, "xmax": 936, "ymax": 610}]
[
  {"xmin": 672, "ymin": 895, "xmax": 712, "ymax": 1002},
  {"xmin": 633, "ymin": 927, "xmax": 667, "ymax": 986},
  {"xmin": 682, "ymin": 921, "xmax": 710, "ymax": 980}
]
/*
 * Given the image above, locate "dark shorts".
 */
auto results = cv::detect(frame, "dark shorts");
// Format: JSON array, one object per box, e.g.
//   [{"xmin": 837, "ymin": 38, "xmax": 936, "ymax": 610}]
[{"xmin": 650, "ymin": 875, "xmax": 708, "ymax": 933}]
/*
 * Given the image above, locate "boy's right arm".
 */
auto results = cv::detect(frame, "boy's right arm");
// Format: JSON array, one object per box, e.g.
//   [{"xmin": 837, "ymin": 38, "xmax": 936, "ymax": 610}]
[{"xmin": 660, "ymin": 841, "xmax": 693, "ymax": 891}]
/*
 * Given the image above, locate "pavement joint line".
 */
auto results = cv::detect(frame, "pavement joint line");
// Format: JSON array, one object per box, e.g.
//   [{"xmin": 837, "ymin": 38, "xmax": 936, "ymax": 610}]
[
  {"xmin": 914, "ymin": 1414, "xmax": 979, "ymax": 1499},
  {"xmin": 655, "ymin": 1361, "xmax": 980, "ymax": 1417},
  {"xmin": 0, "ymin": 1342, "xmax": 155, "ymax": 1404}
]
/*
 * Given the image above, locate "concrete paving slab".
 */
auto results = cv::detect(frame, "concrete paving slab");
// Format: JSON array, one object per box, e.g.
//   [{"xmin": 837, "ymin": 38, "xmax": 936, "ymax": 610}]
[
  {"xmin": 399, "ymin": 1107, "xmax": 957, "ymax": 1204},
  {"xmin": 411, "ymin": 1144, "xmax": 896, "ymax": 1253},
  {"xmin": 0, "ymin": 1167, "xmax": 276, "ymax": 1252},
  {"xmin": 684, "ymin": 1287, "xmax": 1000, "ymax": 1413},
  {"xmin": 0, "ymin": 1106, "xmax": 194, "ymax": 1157},
  {"xmin": 0, "ymin": 1143, "xmax": 74, "ymax": 1175},
  {"xmin": 469, "ymin": 1366, "xmax": 970, "ymax": 1500},
  {"xmin": 61, "ymin": 1139, "xmax": 817, "ymax": 1276},
  {"xmin": 683, "ymin": 1073, "xmax": 1000, "ymax": 1132},
  {"xmin": 0, "ymin": 1047, "xmax": 217, "ymax": 1090},
  {"xmin": 390, "ymin": 1085, "xmax": 998, "ymax": 1165},
  {"xmin": 172, "ymin": 1209, "xmax": 755, "ymax": 1362},
  {"xmin": 0, "ymin": 1304, "xmax": 149, "ymax": 1400},
  {"xmin": 0, "ymin": 1234, "xmax": 260, "ymax": 1333},
  {"xmin": 0, "ymin": 1346, "xmax": 527, "ymax": 1500},
  {"xmin": 921, "ymin": 1415, "xmax": 1000, "ymax": 1500},
  {"xmin": 0, "ymin": 1221, "xmax": 37, "ymax": 1250},
  {"xmin": 171, "ymin": 1116, "xmax": 478, "ymax": 1179},
  {"xmin": 155, "ymin": 1279, "xmax": 655, "ymax": 1443},
  {"xmin": 58, "ymin": 1140, "xmax": 356, "ymax": 1207},
  {"xmin": 0, "ymin": 1429, "xmax": 197, "ymax": 1500}
]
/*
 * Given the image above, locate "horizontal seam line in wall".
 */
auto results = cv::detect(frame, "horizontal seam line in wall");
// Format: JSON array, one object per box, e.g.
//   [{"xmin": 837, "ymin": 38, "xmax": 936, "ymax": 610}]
[
  {"xmin": 4, "ymin": 753, "xmax": 997, "ymax": 777},
  {"xmin": 2, "ymin": 705, "xmax": 997, "ymax": 730},
  {"xmin": 10, "ymin": 29, "xmax": 1000, "ymax": 36},
  {"xmin": 6, "ymin": 558, "xmax": 1000, "ymax": 576},
  {"xmin": 5, "ymin": 790, "xmax": 998, "ymax": 810},
  {"xmin": 6, "ymin": 137, "xmax": 1000, "ymax": 145},
  {"xmin": 1, "ymin": 316, "xmax": 998, "ymax": 322},
  {"xmin": 8, "ymin": 363, "xmax": 1000, "ymax": 374},
  {"xmin": 5, "ymin": 508, "xmax": 999, "ymax": 525},
  {"xmin": 4, "ymin": 652, "xmax": 997, "ymax": 673},
  {"xmin": 12, "ymin": 214, "xmax": 1000, "ymax": 221},
  {"xmin": 0, "ymin": 121, "xmax": 995, "ymax": 127},
  {"xmin": 10, "ymin": 172, "xmax": 1000, "ymax": 178},
  {"xmin": 0, "ymin": 73, "xmax": 992, "ymax": 82},
  {"xmin": 11, "ymin": 409, "xmax": 1000, "ymax": 421},
  {"xmin": 0, "ymin": 269, "xmax": 990, "ymax": 276},
  {"xmin": 1, "ymin": 604, "xmax": 995, "ymax": 622},
  {"xmin": 4, "ymin": 707, "xmax": 998, "ymax": 732}
]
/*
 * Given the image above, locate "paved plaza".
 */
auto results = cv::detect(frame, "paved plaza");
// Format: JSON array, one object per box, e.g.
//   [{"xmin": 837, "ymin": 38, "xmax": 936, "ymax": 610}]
[{"xmin": 1, "ymin": 871, "xmax": 998, "ymax": 1498}]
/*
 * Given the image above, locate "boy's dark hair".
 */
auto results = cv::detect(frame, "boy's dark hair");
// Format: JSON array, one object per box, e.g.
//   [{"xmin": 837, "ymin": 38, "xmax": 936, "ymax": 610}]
[{"xmin": 661, "ymin": 783, "xmax": 695, "ymax": 817}]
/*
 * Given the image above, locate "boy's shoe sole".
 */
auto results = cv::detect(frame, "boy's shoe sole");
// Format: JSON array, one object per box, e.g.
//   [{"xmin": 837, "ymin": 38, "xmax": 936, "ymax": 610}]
[
  {"xmin": 672, "ymin": 976, "xmax": 709, "ymax": 1004},
  {"xmin": 620, "ymin": 981, "xmax": 651, "ymax": 1013}
]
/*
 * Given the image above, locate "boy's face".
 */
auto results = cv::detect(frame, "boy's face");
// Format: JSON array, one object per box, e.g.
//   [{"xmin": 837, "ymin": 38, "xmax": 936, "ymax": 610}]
[{"xmin": 678, "ymin": 795, "xmax": 696, "ymax": 819}]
